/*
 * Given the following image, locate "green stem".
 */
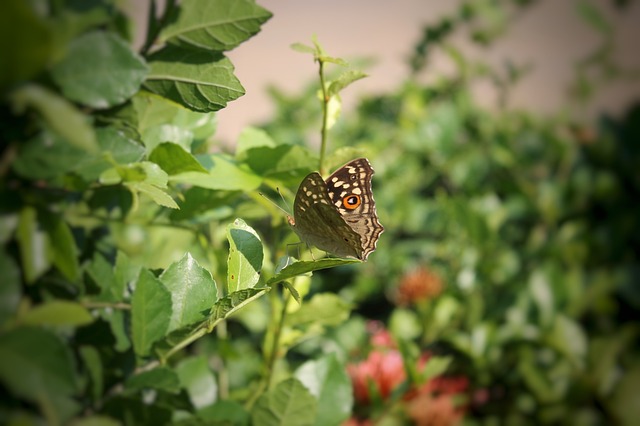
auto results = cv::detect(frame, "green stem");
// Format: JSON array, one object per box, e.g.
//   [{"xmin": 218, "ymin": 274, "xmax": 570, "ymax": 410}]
[
  {"xmin": 83, "ymin": 301, "xmax": 131, "ymax": 310},
  {"xmin": 318, "ymin": 59, "xmax": 329, "ymax": 175},
  {"xmin": 141, "ymin": 0, "xmax": 177, "ymax": 56},
  {"xmin": 159, "ymin": 323, "xmax": 209, "ymax": 365}
]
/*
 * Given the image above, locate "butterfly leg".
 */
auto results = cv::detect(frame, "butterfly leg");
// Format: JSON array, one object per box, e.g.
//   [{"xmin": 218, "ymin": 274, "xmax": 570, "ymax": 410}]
[{"xmin": 286, "ymin": 242, "xmax": 304, "ymax": 260}]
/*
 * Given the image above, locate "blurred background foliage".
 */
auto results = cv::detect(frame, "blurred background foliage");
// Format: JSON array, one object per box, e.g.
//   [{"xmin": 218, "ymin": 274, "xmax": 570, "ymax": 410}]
[{"xmin": 0, "ymin": 0, "xmax": 639, "ymax": 425}]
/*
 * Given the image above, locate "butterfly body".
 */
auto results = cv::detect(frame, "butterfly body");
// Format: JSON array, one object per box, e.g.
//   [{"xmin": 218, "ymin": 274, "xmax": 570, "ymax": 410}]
[{"xmin": 288, "ymin": 158, "xmax": 383, "ymax": 261}]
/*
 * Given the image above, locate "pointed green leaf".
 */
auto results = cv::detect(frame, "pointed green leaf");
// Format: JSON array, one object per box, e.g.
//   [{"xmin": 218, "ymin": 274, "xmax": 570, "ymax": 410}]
[
  {"xmin": 420, "ymin": 356, "xmax": 453, "ymax": 383},
  {"xmin": 0, "ymin": 250, "xmax": 21, "ymax": 325},
  {"xmin": 0, "ymin": 0, "xmax": 56, "ymax": 89},
  {"xmin": 129, "ymin": 182, "xmax": 179, "ymax": 209},
  {"xmin": 125, "ymin": 367, "xmax": 180, "ymax": 394},
  {"xmin": 133, "ymin": 91, "xmax": 217, "ymax": 148},
  {"xmin": 227, "ymin": 218, "xmax": 263, "ymax": 293},
  {"xmin": 327, "ymin": 70, "xmax": 368, "ymax": 97},
  {"xmin": 170, "ymin": 154, "xmax": 262, "ymax": 191},
  {"xmin": 74, "ymin": 127, "xmax": 145, "ymax": 181},
  {"xmin": 9, "ymin": 84, "xmax": 98, "ymax": 153},
  {"xmin": 211, "ymin": 288, "xmax": 269, "ymax": 321},
  {"xmin": 176, "ymin": 355, "xmax": 218, "ymax": 409},
  {"xmin": 51, "ymin": 31, "xmax": 148, "ymax": 108},
  {"xmin": 42, "ymin": 214, "xmax": 79, "ymax": 282},
  {"xmin": 235, "ymin": 127, "xmax": 276, "ymax": 161},
  {"xmin": 252, "ymin": 378, "xmax": 317, "ymax": 426},
  {"xmin": 0, "ymin": 327, "xmax": 78, "ymax": 419},
  {"xmin": 87, "ymin": 252, "xmax": 122, "ymax": 302},
  {"xmin": 267, "ymin": 258, "xmax": 360, "ymax": 285},
  {"xmin": 20, "ymin": 300, "xmax": 93, "ymax": 327},
  {"xmin": 131, "ymin": 269, "xmax": 172, "ymax": 357},
  {"xmin": 160, "ymin": 0, "xmax": 272, "ymax": 51},
  {"xmin": 16, "ymin": 206, "xmax": 49, "ymax": 284},
  {"xmin": 244, "ymin": 144, "xmax": 317, "ymax": 183},
  {"xmin": 287, "ymin": 293, "xmax": 352, "ymax": 327},
  {"xmin": 295, "ymin": 354, "xmax": 353, "ymax": 426},
  {"xmin": 149, "ymin": 142, "xmax": 208, "ymax": 174},
  {"xmin": 290, "ymin": 43, "xmax": 315, "ymax": 54},
  {"xmin": 159, "ymin": 253, "xmax": 218, "ymax": 333},
  {"xmin": 145, "ymin": 46, "xmax": 244, "ymax": 112}
]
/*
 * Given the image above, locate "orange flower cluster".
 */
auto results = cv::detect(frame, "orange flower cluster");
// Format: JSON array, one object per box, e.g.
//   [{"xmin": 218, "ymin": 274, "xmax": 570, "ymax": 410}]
[
  {"xmin": 345, "ymin": 324, "xmax": 468, "ymax": 425},
  {"xmin": 395, "ymin": 267, "xmax": 443, "ymax": 306}
]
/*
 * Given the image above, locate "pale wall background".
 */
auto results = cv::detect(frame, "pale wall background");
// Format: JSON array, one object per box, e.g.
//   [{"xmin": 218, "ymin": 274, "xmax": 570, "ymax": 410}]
[{"xmin": 128, "ymin": 0, "xmax": 640, "ymax": 145}]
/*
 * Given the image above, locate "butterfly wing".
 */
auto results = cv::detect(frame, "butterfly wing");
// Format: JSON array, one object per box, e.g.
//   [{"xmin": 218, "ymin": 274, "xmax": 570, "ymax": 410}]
[
  {"xmin": 291, "ymin": 172, "xmax": 365, "ymax": 259},
  {"xmin": 324, "ymin": 158, "xmax": 384, "ymax": 260}
]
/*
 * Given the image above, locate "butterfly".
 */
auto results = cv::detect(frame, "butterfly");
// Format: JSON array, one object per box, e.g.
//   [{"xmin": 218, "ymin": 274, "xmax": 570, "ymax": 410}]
[{"xmin": 287, "ymin": 158, "xmax": 383, "ymax": 261}]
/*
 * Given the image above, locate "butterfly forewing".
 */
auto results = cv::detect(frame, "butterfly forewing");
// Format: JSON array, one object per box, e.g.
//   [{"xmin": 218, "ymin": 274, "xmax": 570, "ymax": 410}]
[
  {"xmin": 325, "ymin": 158, "xmax": 384, "ymax": 260},
  {"xmin": 290, "ymin": 158, "xmax": 384, "ymax": 261}
]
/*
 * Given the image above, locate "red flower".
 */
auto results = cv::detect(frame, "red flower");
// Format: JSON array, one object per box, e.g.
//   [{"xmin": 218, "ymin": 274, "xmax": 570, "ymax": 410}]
[
  {"xmin": 395, "ymin": 267, "xmax": 443, "ymax": 306},
  {"xmin": 406, "ymin": 392, "xmax": 464, "ymax": 426},
  {"xmin": 348, "ymin": 349, "xmax": 406, "ymax": 404}
]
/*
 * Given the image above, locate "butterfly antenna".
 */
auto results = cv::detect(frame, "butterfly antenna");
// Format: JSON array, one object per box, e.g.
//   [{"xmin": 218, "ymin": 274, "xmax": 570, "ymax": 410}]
[
  {"xmin": 276, "ymin": 187, "xmax": 291, "ymax": 211},
  {"xmin": 258, "ymin": 190, "xmax": 291, "ymax": 217}
]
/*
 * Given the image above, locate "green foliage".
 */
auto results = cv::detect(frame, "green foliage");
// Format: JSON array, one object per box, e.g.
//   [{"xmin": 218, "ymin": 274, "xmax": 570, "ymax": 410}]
[{"xmin": 1, "ymin": 0, "xmax": 639, "ymax": 425}]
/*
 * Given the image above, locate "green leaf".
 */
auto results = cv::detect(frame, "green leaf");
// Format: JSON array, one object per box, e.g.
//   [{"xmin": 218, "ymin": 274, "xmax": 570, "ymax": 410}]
[
  {"xmin": 290, "ymin": 43, "xmax": 316, "ymax": 54},
  {"xmin": 294, "ymin": 354, "xmax": 353, "ymax": 426},
  {"xmin": 78, "ymin": 346, "xmax": 103, "ymax": 403},
  {"xmin": 132, "ymin": 91, "xmax": 217, "ymax": 148},
  {"xmin": 549, "ymin": 314, "xmax": 587, "ymax": 368},
  {"xmin": 244, "ymin": 144, "xmax": 318, "ymax": 183},
  {"xmin": 131, "ymin": 269, "xmax": 172, "ymax": 357},
  {"xmin": 9, "ymin": 84, "xmax": 98, "ymax": 153},
  {"xmin": 420, "ymin": 356, "xmax": 453, "ymax": 383},
  {"xmin": 16, "ymin": 206, "xmax": 49, "ymax": 284},
  {"xmin": 159, "ymin": 253, "xmax": 218, "ymax": 333},
  {"xmin": 69, "ymin": 415, "xmax": 121, "ymax": 426},
  {"xmin": 102, "ymin": 309, "xmax": 131, "ymax": 352},
  {"xmin": 129, "ymin": 182, "xmax": 179, "ymax": 209},
  {"xmin": 51, "ymin": 31, "xmax": 148, "ymax": 108},
  {"xmin": 529, "ymin": 269, "xmax": 554, "ymax": 327},
  {"xmin": 210, "ymin": 288, "xmax": 269, "ymax": 321},
  {"xmin": 577, "ymin": 0, "xmax": 612, "ymax": 35},
  {"xmin": 197, "ymin": 400, "xmax": 250, "ymax": 424},
  {"xmin": 287, "ymin": 293, "xmax": 352, "ymax": 327},
  {"xmin": 282, "ymin": 280, "xmax": 301, "ymax": 305},
  {"xmin": 20, "ymin": 300, "xmax": 93, "ymax": 327},
  {"xmin": 170, "ymin": 154, "xmax": 262, "ymax": 191},
  {"xmin": 176, "ymin": 355, "xmax": 218, "ymax": 409},
  {"xmin": 42, "ymin": 214, "xmax": 80, "ymax": 282},
  {"xmin": 0, "ymin": 251, "xmax": 21, "ymax": 325},
  {"xmin": 145, "ymin": 46, "xmax": 244, "ymax": 112},
  {"xmin": 0, "ymin": 0, "xmax": 56, "ymax": 90},
  {"xmin": 327, "ymin": 70, "xmax": 368, "ymax": 97},
  {"xmin": 160, "ymin": 0, "xmax": 272, "ymax": 51},
  {"xmin": 251, "ymin": 378, "xmax": 317, "ymax": 426},
  {"xmin": 149, "ymin": 142, "xmax": 208, "ymax": 175},
  {"xmin": 267, "ymin": 258, "xmax": 360, "ymax": 286},
  {"xmin": 609, "ymin": 366, "xmax": 640, "ymax": 425},
  {"xmin": 226, "ymin": 218, "xmax": 263, "ymax": 293},
  {"xmin": 125, "ymin": 367, "xmax": 180, "ymax": 394},
  {"xmin": 12, "ymin": 130, "xmax": 88, "ymax": 180},
  {"xmin": 102, "ymin": 396, "xmax": 171, "ymax": 424},
  {"xmin": 87, "ymin": 253, "xmax": 122, "ymax": 302},
  {"xmin": 0, "ymin": 327, "xmax": 78, "ymax": 421},
  {"xmin": 74, "ymin": 127, "xmax": 145, "ymax": 181},
  {"xmin": 235, "ymin": 126, "xmax": 276, "ymax": 160}
]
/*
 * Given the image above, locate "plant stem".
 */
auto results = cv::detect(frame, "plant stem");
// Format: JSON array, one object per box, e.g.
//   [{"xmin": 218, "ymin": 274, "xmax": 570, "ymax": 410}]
[
  {"xmin": 318, "ymin": 59, "xmax": 329, "ymax": 175},
  {"xmin": 160, "ymin": 323, "xmax": 209, "ymax": 365},
  {"xmin": 140, "ymin": 0, "xmax": 177, "ymax": 56}
]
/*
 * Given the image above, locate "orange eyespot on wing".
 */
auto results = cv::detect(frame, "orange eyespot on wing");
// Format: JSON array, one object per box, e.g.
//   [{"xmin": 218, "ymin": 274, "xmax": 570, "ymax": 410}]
[{"xmin": 343, "ymin": 195, "xmax": 361, "ymax": 210}]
